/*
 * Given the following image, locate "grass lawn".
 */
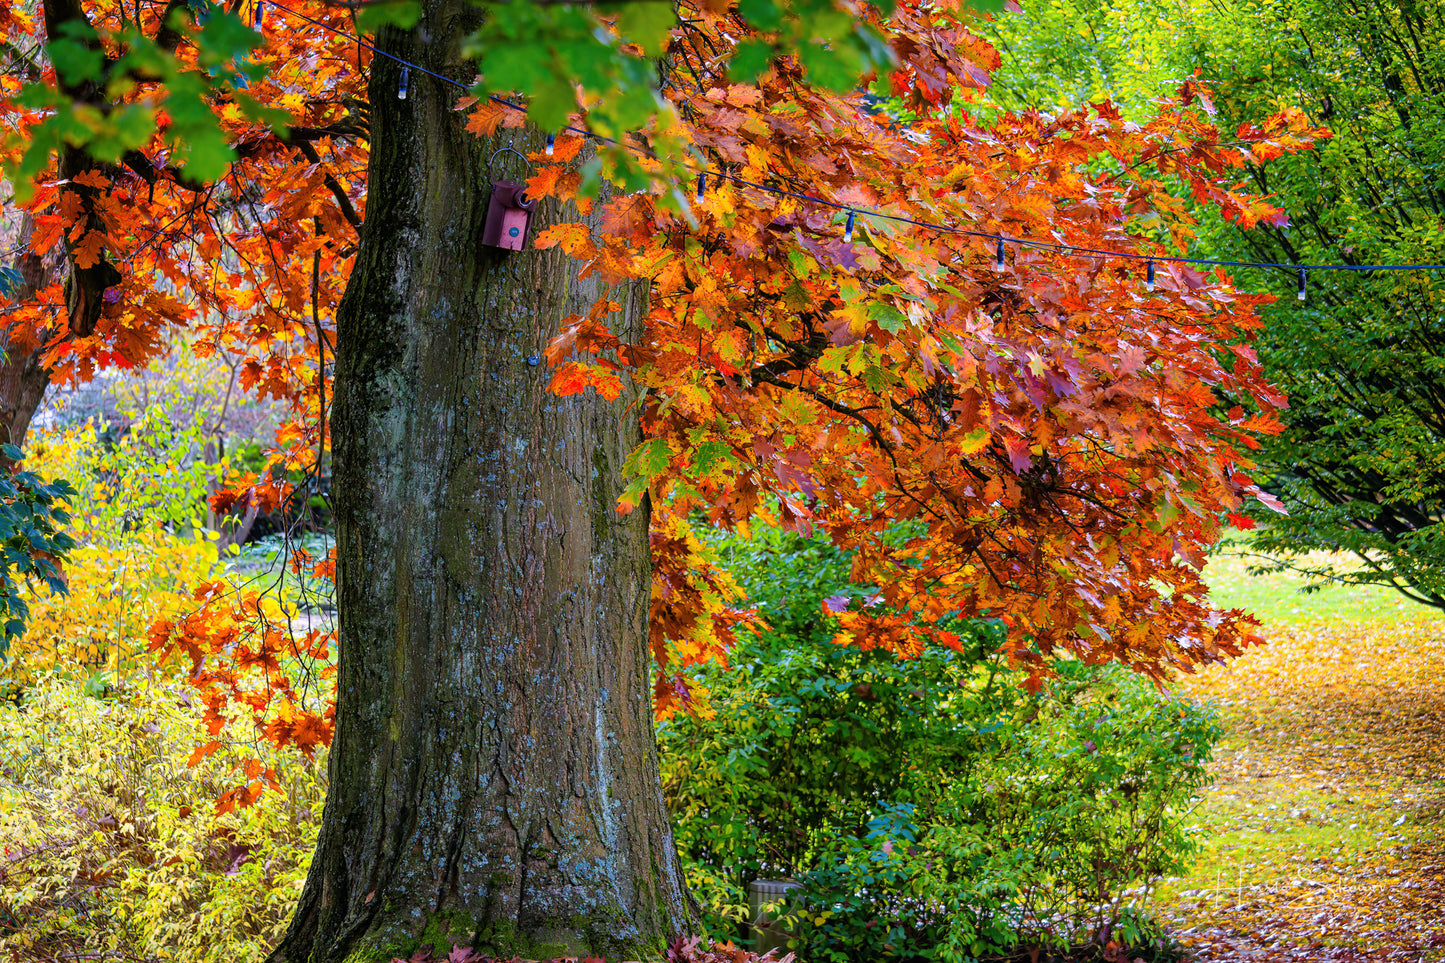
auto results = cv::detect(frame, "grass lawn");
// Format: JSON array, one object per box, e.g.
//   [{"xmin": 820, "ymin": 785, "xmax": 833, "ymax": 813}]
[
  {"xmin": 1201, "ymin": 534, "xmax": 1445, "ymax": 626},
  {"xmin": 1150, "ymin": 537, "xmax": 1445, "ymax": 959}
]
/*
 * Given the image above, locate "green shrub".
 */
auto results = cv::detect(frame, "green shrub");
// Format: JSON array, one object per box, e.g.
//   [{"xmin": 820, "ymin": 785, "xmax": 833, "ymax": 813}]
[
  {"xmin": 2, "ymin": 417, "xmax": 237, "ymax": 693},
  {"xmin": 0, "ymin": 444, "xmax": 75, "ymax": 658},
  {"xmin": 659, "ymin": 526, "xmax": 1218, "ymax": 961}
]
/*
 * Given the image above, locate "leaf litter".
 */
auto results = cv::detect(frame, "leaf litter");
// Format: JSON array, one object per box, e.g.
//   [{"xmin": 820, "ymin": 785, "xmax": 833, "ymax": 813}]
[{"xmin": 1156, "ymin": 545, "xmax": 1445, "ymax": 960}]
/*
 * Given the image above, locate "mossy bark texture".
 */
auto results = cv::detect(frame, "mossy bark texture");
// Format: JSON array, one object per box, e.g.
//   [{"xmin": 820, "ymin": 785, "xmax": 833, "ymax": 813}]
[{"xmin": 269, "ymin": 8, "xmax": 691, "ymax": 961}]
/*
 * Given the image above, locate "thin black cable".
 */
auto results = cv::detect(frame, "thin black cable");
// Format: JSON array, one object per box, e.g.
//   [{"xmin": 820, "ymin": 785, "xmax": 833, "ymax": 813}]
[{"xmin": 259, "ymin": 0, "xmax": 1445, "ymax": 276}]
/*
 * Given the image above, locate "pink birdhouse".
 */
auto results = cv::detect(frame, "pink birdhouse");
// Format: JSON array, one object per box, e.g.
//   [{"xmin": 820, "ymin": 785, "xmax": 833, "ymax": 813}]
[{"xmin": 482, "ymin": 181, "xmax": 536, "ymax": 251}]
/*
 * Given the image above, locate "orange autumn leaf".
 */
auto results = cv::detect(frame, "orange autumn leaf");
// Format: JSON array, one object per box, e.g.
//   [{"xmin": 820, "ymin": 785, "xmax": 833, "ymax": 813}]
[
  {"xmin": 187, "ymin": 739, "xmax": 222, "ymax": 767},
  {"xmin": 465, "ymin": 102, "xmax": 508, "ymax": 137},
  {"xmin": 533, "ymin": 222, "xmax": 597, "ymax": 258},
  {"xmin": 28, "ymin": 214, "xmax": 62, "ymax": 254},
  {"xmin": 549, "ymin": 361, "xmax": 624, "ymax": 401},
  {"xmin": 70, "ymin": 229, "xmax": 108, "ymax": 270}
]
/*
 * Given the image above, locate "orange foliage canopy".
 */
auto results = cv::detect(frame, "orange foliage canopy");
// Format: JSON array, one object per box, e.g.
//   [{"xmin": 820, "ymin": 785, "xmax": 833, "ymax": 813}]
[
  {"xmin": 0, "ymin": 0, "xmax": 362, "ymax": 802},
  {"xmin": 536, "ymin": 4, "xmax": 1322, "ymax": 698},
  {"xmin": 2, "ymin": 0, "xmax": 1324, "ymax": 777},
  {"xmin": 0, "ymin": 0, "xmax": 360, "ymax": 432}
]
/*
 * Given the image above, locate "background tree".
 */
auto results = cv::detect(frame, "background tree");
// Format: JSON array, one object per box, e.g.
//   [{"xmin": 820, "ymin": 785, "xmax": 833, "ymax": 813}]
[
  {"xmin": 0, "ymin": 213, "xmax": 56, "ymax": 448},
  {"xmin": 0, "ymin": 0, "xmax": 362, "ymax": 474},
  {"xmin": 982, "ymin": 0, "xmax": 1445, "ymax": 608},
  {"xmin": 1, "ymin": 31, "xmax": 60, "ymax": 449},
  {"xmin": 4, "ymin": 0, "xmax": 1324, "ymax": 957}
]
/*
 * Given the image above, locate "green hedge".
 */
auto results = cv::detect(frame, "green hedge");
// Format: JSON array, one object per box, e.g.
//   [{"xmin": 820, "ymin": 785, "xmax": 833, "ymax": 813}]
[{"xmin": 658, "ymin": 526, "xmax": 1217, "ymax": 961}]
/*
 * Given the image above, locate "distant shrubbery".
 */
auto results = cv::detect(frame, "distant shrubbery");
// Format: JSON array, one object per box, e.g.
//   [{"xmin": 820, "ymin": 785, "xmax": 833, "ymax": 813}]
[
  {"xmin": 658, "ymin": 525, "xmax": 1218, "ymax": 961},
  {"xmin": 0, "ymin": 410, "xmax": 328, "ymax": 961}
]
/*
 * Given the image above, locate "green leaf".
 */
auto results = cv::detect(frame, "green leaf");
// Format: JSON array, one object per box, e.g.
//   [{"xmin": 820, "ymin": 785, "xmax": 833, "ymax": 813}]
[
  {"xmin": 48, "ymin": 37, "xmax": 105, "ymax": 85},
  {"xmin": 610, "ymin": 1, "xmax": 677, "ymax": 57},
  {"xmin": 1156, "ymin": 499, "xmax": 1182, "ymax": 530},
  {"xmin": 867, "ymin": 302, "xmax": 907, "ymax": 334},
  {"xmin": 632, "ymin": 438, "xmax": 673, "ymax": 478},
  {"xmin": 797, "ymin": 37, "xmax": 863, "ymax": 92},
  {"xmin": 737, "ymin": 0, "xmax": 785, "ymax": 32},
  {"xmin": 729, "ymin": 38, "xmax": 776, "ymax": 83},
  {"xmin": 692, "ymin": 439, "xmax": 732, "ymax": 477},
  {"xmin": 356, "ymin": 0, "xmax": 422, "ymax": 33},
  {"xmin": 195, "ymin": 7, "xmax": 263, "ymax": 72},
  {"xmin": 0, "ymin": 266, "xmax": 21, "ymax": 298},
  {"xmin": 165, "ymin": 76, "xmax": 235, "ymax": 181}
]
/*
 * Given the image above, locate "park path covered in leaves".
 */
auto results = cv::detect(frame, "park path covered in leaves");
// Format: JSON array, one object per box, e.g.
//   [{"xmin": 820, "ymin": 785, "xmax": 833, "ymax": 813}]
[{"xmin": 1152, "ymin": 563, "xmax": 1445, "ymax": 961}]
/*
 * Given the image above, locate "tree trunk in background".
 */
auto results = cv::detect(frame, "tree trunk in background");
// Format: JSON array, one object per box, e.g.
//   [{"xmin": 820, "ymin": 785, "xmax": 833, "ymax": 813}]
[
  {"xmin": 0, "ymin": 343, "xmax": 50, "ymax": 450},
  {"xmin": 269, "ymin": 6, "xmax": 691, "ymax": 962},
  {"xmin": 1, "ymin": 214, "xmax": 55, "ymax": 452}
]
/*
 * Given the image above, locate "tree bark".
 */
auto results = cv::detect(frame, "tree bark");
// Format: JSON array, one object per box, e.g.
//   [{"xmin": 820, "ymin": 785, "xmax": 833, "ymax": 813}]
[
  {"xmin": 0, "ymin": 339, "xmax": 51, "ymax": 451},
  {"xmin": 1, "ymin": 213, "xmax": 57, "ymax": 453},
  {"xmin": 269, "ymin": 6, "xmax": 691, "ymax": 962}
]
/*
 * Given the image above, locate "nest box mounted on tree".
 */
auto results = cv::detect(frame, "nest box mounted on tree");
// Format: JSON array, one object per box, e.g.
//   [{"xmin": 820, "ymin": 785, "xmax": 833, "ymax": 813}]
[{"xmin": 482, "ymin": 181, "xmax": 535, "ymax": 251}]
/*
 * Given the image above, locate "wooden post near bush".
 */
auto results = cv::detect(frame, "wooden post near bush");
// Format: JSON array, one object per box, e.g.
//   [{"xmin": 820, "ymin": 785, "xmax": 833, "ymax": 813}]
[{"xmin": 748, "ymin": 880, "xmax": 801, "ymax": 956}]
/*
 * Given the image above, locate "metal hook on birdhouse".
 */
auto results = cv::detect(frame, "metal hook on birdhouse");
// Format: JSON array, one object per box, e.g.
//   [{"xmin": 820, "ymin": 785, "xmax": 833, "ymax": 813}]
[{"xmin": 488, "ymin": 142, "xmax": 533, "ymax": 177}]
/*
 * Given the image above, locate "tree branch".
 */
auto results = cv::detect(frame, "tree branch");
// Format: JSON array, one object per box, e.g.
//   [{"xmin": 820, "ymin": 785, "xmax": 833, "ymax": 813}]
[{"xmin": 293, "ymin": 140, "xmax": 364, "ymax": 231}]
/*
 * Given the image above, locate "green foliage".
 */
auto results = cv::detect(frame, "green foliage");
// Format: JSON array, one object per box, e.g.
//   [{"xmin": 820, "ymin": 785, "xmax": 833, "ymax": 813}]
[
  {"xmin": 81, "ymin": 410, "xmax": 221, "ymax": 540},
  {"xmin": 1162, "ymin": 0, "xmax": 1445, "ymax": 612},
  {"xmin": 659, "ymin": 526, "xmax": 1219, "ymax": 959},
  {"xmin": 981, "ymin": 0, "xmax": 1445, "ymax": 613},
  {"xmin": 8, "ymin": 3, "xmax": 286, "ymax": 197},
  {"xmin": 0, "ymin": 265, "xmax": 21, "ymax": 298},
  {"xmin": 455, "ymin": 0, "xmax": 902, "ymax": 127},
  {"xmin": 974, "ymin": 0, "xmax": 1182, "ymax": 119},
  {"xmin": 0, "ymin": 674, "xmax": 323, "ymax": 961},
  {"xmin": 0, "ymin": 445, "xmax": 76, "ymax": 659}
]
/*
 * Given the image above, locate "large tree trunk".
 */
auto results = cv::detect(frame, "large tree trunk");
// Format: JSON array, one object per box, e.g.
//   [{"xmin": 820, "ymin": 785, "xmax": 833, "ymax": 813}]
[{"xmin": 269, "ymin": 7, "xmax": 691, "ymax": 963}]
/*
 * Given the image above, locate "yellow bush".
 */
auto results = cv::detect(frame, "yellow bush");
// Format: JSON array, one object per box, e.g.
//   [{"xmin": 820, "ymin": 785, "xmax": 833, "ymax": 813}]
[
  {"xmin": 0, "ymin": 674, "xmax": 323, "ymax": 961},
  {"xmin": 3, "ymin": 420, "xmax": 224, "ymax": 688},
  {"xmin": 4, "ymin": 536, "xmax": 220, "ymax": 688}
]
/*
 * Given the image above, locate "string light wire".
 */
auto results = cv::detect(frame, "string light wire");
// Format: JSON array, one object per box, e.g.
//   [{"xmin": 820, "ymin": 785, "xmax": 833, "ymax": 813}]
[{"xmin": 258, "ymin": 0, "xmax": 1445, "ymax": 281}]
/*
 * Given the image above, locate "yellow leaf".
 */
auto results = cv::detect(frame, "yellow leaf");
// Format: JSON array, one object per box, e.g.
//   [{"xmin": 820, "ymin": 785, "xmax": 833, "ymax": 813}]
[{"xmin": 959, "ymin": 426, "xmax": 991, "ymax": 455}]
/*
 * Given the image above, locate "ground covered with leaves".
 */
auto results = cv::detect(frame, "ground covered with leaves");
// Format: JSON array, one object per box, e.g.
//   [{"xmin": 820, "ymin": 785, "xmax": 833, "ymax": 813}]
[{"xmin": 1157, "ymin": 546, "xmax": 1445, "ymax": 961}]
